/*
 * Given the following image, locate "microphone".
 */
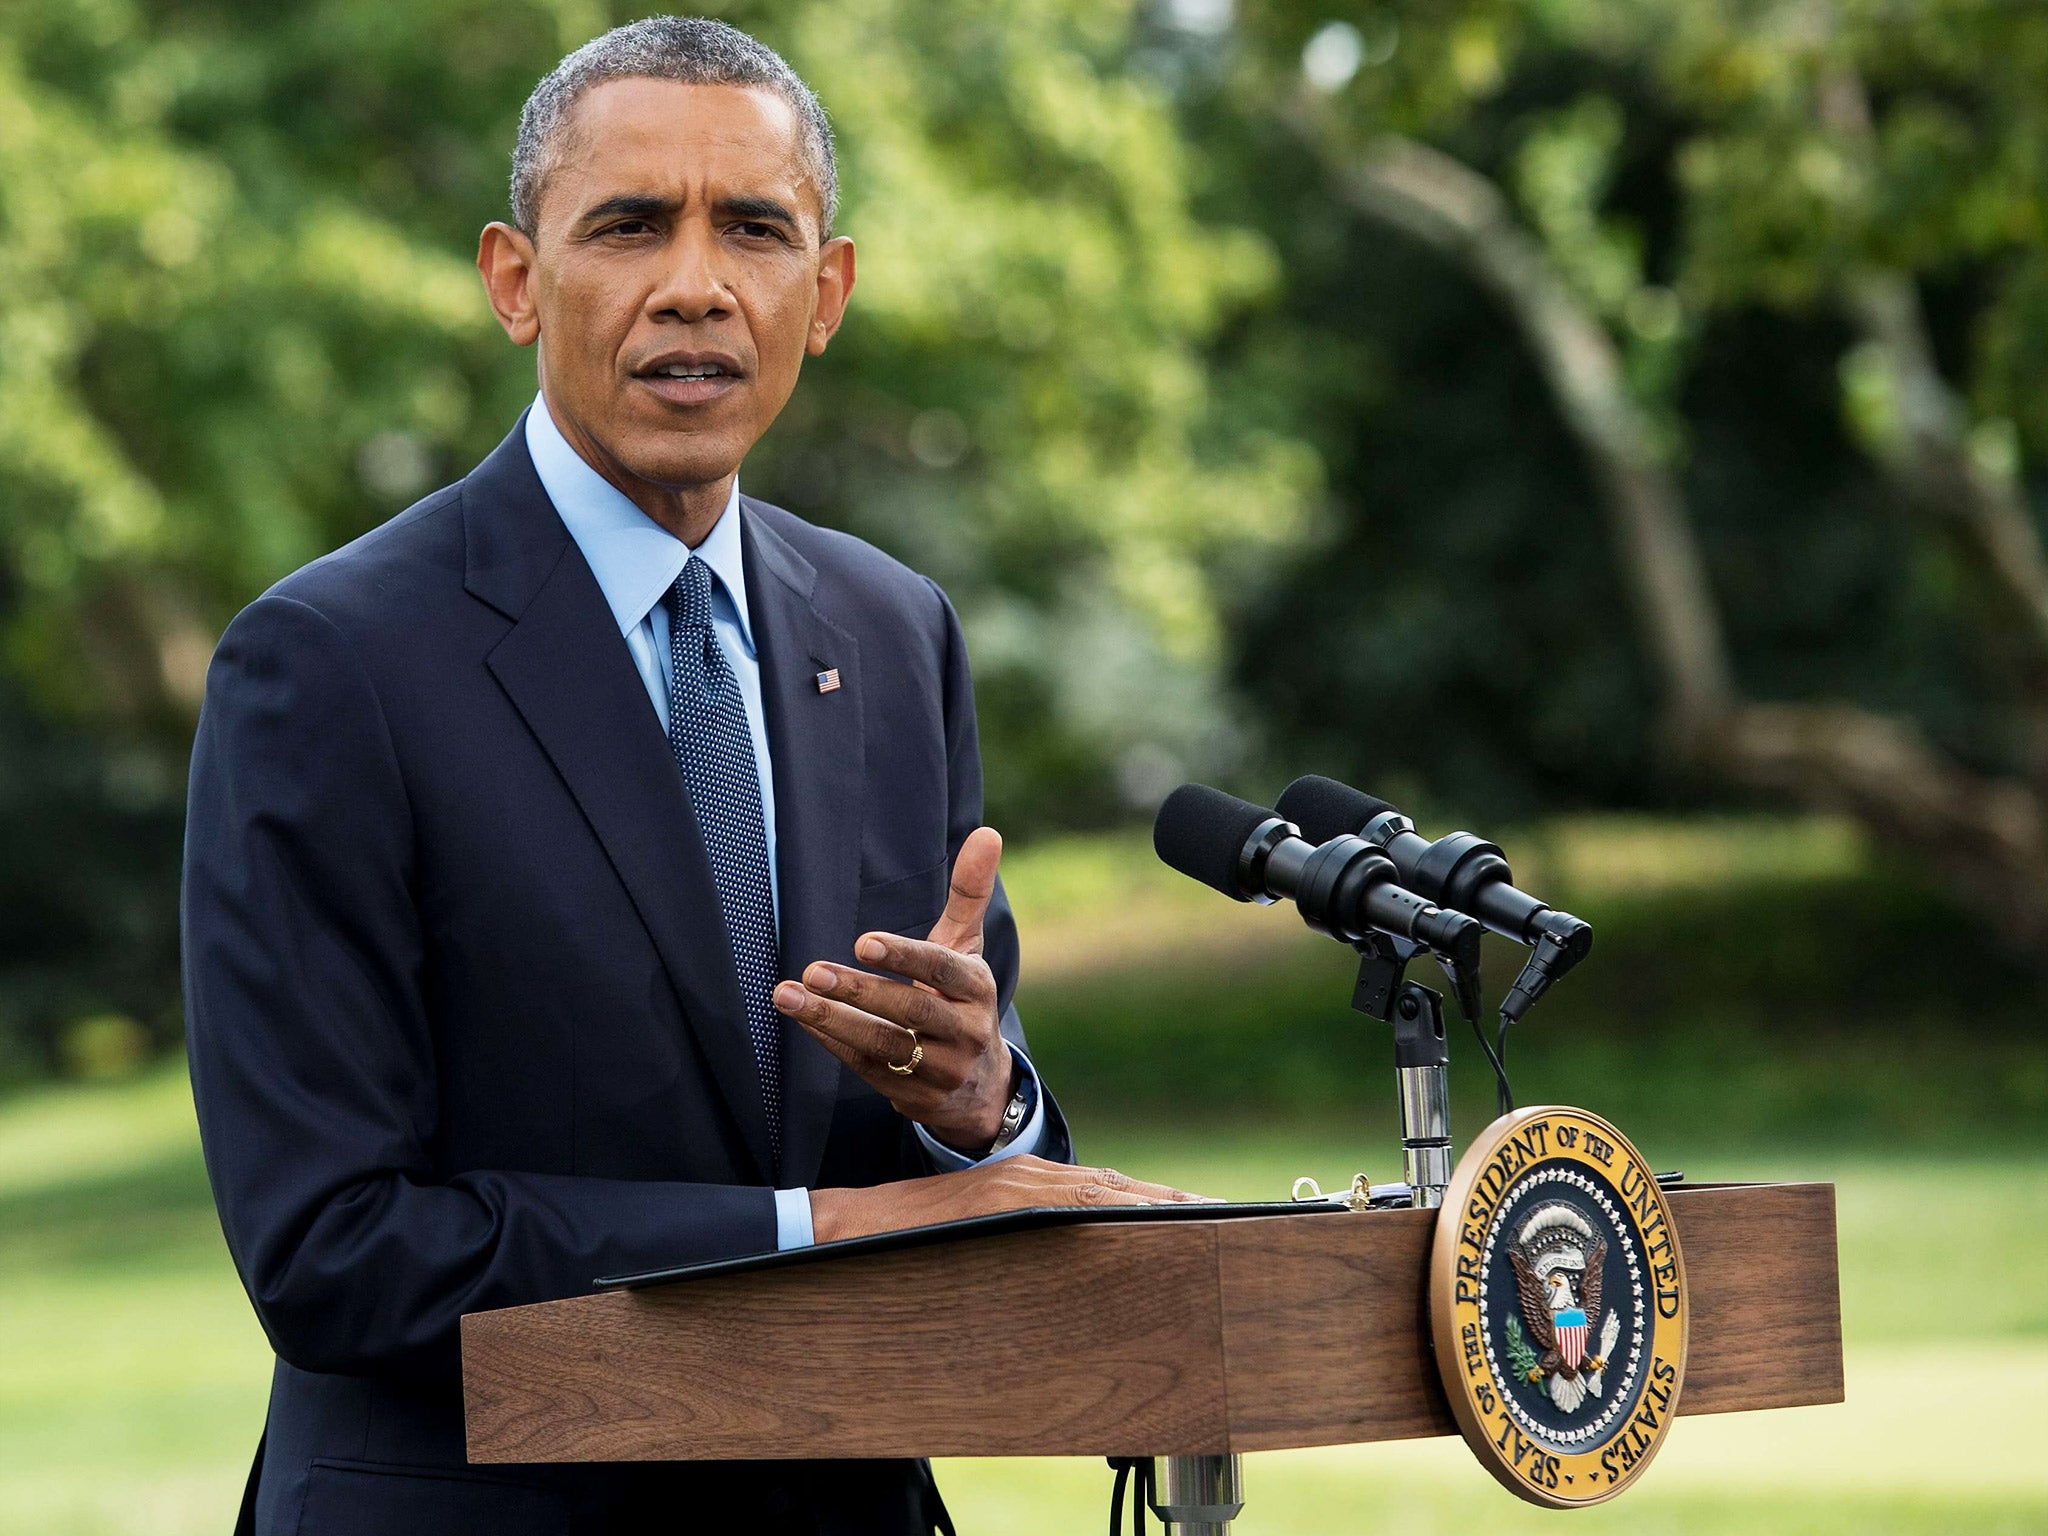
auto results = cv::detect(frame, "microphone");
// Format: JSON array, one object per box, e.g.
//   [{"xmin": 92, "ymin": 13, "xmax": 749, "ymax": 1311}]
[
  {"xmin": 1275, "ymin": 775, "xmax": 1592, "ymax": 1024},
  {"xmin": 1152, "ymin": 783, "xmax": 1484, "ymax": 1018}
]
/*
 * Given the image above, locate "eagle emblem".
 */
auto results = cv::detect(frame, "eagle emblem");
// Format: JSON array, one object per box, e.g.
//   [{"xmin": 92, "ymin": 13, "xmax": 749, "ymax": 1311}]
[
  {"xmin": 1429, "ymin": 1107, "xmax": 1689, "ymax": 1508},
  {"xmin": 1505, "ymin": 1202, "xmax": 1623, "ymax": 1414}
]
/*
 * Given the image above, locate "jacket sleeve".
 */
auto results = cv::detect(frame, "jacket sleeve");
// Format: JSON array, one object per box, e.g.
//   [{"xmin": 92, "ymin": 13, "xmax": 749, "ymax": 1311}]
[
  {"xmin": 182, "ymin": 593, "xmax": 776, "ymax": 1383},
  {"xmin": 923, "ymin": 576, "xmax": 1074, "ymax": 1167}
]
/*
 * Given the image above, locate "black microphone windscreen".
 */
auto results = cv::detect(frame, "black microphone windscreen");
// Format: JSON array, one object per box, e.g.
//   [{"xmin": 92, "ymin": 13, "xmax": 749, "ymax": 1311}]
[
  {"xmin": 1277, "ymin": 775, "xmax": 1397, "ymax": 845},
  {"xmin": 1152, "ymin": 783, "xmax": 1276, "ymax": 898}
]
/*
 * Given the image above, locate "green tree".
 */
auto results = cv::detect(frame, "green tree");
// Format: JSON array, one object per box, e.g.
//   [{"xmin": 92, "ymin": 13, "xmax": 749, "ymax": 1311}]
[
  {"xmin": 1217, "ymin": 0, "xmax": 2048, "ymax": 954},
  {"xmin": 0, "ymin": 0, "xmax": 1313, "ymax": 1070}
]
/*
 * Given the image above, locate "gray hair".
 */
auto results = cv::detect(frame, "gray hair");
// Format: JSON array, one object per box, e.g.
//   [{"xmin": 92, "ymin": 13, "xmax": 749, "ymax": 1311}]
[{"xmin": 510, "ymin": 16, "xmax": 837, "ymax": 240}]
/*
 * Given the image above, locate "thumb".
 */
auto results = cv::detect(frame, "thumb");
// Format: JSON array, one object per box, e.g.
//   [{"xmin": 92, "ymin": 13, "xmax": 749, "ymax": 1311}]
[{"xmin": 925, "ymin": 826, "xmax": 1002, "ymax": 955}]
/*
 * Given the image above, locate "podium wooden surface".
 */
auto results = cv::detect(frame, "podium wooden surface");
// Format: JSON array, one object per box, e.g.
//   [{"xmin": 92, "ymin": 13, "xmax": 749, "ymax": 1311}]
[{"xmin": 462, "ymin": 1181, "xmax": 1841, "ymax": 1464}]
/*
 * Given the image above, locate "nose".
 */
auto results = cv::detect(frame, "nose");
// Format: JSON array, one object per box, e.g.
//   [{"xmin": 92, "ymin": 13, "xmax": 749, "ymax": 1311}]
[{"xmin": 645, "ymin": 218, "xmax": 733, "ymax": 323}]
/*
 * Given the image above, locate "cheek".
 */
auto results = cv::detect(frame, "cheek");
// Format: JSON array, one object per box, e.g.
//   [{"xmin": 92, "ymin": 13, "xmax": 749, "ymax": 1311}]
[
  {"xmin": 752, "ymin": 289, "xmax": 818, "ymax": 373},
  {"xmin": 544, "ymin": 271, "xmax": 637, "ymax": 368}
]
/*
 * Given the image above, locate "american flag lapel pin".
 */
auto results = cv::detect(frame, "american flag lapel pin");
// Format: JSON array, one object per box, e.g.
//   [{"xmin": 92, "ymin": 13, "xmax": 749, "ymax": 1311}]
[{"xmin": 815, "ymin": 667, "xmax": 841, "ymax": 694}]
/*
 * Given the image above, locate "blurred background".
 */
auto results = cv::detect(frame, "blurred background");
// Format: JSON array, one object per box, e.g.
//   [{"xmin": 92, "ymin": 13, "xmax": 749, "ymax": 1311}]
[{"xmin": 3, "ymin": 0, "xmax": 2044, "ymax": 1531}]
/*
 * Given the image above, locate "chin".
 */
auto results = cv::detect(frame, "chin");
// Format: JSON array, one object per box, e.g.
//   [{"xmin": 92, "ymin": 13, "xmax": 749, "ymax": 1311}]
[{"xmin": 615, "ymin": 432, "xmax": 746, "ymax": 494}]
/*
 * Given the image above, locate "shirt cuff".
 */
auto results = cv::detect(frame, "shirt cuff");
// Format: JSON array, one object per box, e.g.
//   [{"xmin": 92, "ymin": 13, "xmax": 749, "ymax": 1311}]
[
  {"xmin": 773, "ymin": 1185, "xmax": 816, "ymax": 1250},
  {"xmin": 914, "ymin": 1044, "xmax": 1048, "ymax": 1171}
]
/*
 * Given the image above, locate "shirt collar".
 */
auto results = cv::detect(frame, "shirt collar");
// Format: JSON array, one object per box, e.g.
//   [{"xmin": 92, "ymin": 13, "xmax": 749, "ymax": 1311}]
[{"xmin": 523, "ymin": 391, "xmax": 754, "ymax": 650}]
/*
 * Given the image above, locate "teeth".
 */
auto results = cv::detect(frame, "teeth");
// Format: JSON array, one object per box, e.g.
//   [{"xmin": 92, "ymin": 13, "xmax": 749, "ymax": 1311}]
[{"xmin": 656, "ymin": 363, "xmax": 724, "ymax": 378}]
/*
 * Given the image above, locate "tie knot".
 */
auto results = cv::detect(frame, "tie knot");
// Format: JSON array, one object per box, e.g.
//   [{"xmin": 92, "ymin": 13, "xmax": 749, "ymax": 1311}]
[{"xmin": 672, "ymin": 554, "xmax": 715, "ymax": 629}]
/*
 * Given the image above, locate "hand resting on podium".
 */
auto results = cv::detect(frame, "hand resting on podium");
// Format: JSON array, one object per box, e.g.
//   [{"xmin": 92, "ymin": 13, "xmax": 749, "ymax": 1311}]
[{"xmin": 809, "ymin": 1154, "xmax": 1212, "ymax": 1244}]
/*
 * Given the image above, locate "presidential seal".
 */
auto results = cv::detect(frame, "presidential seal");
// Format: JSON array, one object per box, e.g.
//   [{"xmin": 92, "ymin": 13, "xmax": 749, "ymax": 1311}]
[{"xmin": 1428, "ymin": 1106, "xmax": 1688, "ymax": 1507}]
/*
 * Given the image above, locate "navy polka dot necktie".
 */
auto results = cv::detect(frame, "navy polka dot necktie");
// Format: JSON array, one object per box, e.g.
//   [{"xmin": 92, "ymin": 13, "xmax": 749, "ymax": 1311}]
[{"xmin": 667, "ymin": 554, "xmax": 782, "ymax": 1170}]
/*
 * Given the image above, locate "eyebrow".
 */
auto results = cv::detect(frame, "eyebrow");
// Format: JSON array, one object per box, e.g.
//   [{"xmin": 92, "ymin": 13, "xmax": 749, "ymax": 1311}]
[
  {"xmin": 716, "ymin": 194, "xmax": 800, "ymax": 228},
  {"xmin": 576, "ymin": 193, "xmax": 678, "ymax": 229},
  {"xmin": 574, "ymin": 191, "xmax": 803, "ymax": 232}
]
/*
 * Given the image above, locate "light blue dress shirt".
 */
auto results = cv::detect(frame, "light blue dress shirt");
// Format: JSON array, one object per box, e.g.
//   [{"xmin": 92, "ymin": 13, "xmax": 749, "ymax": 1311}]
[{"xmin": 524, "ymin": 396, "xmax": 1045, "ymax": 1250}]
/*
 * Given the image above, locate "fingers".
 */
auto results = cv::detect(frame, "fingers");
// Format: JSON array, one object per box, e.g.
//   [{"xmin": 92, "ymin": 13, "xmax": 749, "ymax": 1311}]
[
  {"xmin": 774, "ymin": 942, "xmax": 1008, "ymax": 1124},
  {"xmin": 926, "ymin": 826, "xmax": 1001, "ymax": 953},
  {"xmin": 850, "ymin": 932, "xmax": 996, "ymax": 1005},
  {"xmin": 987, "ymin": 1157, "xmax": 1218, "ymax": 1209},
  {"xmin": 1070, "ymin": 1166, "xmax": 1217, "ymax": 1205},
  {"xmin": 772, "ymin": 980, "xmax": 922, "ymax": 1071},
  {"xmin": 1037, "ymin": 1174, "xmax": 1213, "ymax": 1209},
  {"xmin": 796, "ymin": 959, "xmax": 964, "ymax": 1043},
  {"xmin": 795, "ymin": 1015, "xmax": 890, "ymax": 1083}
]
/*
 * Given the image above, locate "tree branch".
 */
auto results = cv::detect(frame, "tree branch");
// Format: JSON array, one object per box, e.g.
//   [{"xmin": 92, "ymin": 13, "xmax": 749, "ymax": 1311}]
[
  {"xmin": 1714, "ymin": 701, "xmax": 2048, "ymax": 951},
  {"xmin": 1815, "ymin": 62, "xmax": 2048, "ymax": 691},
  {"xmin": 1318, "ymin": 129, "xmax": 1737, "ymax": 748},
  {"xmin": 1300, "ymin": 111, "xmax": 2048, "ymax": 956}
]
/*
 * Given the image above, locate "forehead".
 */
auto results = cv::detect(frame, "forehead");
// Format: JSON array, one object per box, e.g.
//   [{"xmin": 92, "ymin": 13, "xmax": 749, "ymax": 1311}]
[{"xmin": 547, "ymin": 77, "xmax": 815, "ymax": 219}]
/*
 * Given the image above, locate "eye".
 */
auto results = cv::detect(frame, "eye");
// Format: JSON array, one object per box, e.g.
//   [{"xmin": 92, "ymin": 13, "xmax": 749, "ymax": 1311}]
[
  {"xmin": 734, "ymin": 221, "xmax": 783, "ymax": 241},
  {"xmin": 605, "ymin": 219, "xmax": 656, "ymax": 238}
]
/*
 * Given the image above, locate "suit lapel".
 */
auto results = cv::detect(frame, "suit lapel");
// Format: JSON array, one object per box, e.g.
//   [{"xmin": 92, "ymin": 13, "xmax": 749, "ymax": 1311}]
[
  {"xmin": 740, "ymin": 497, "xmax": 865, "ymax": 1191},
  {"xmin": 464, "ymin": 418, "xmax": 775, "ymax": 1184}
]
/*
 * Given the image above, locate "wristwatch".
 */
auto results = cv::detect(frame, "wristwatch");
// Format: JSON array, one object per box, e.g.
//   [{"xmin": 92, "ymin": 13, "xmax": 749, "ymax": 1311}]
[{"xmin": 985, "ymin": 1063, "xmax": 1036, "ymax": 1155}]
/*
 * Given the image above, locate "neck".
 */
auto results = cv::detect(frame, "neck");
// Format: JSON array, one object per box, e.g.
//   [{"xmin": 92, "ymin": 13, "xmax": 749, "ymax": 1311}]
[
  {"xmin": 542, "ymin": 394, "xmax": 734, "ymax": 548},
  {"xmin": 614, "ymin": 470, "xmax": 734, "ymax": 549}
]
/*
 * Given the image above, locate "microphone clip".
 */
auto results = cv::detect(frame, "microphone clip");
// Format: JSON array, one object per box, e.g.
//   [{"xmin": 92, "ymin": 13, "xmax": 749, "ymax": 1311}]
[{"xmin": 1349, "ymin": 928, "xmax": 1483, "ymax": 1026}]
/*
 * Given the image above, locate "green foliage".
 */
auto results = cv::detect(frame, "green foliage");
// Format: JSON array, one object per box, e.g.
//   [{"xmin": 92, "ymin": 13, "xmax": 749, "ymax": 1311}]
[
  {"xmin": 0, "ymin": 0, "xmax": 1312, "ymax": 1063},
  {"xmin": 1, "ymin": 2, "xmax": 506, "ymax": 728},
  {"xmin": 5, "ymin": 0, "xmax": 2046, "ymax": 1070},
  {"xmin": 0, "ymin": 679, "xmax": 184, "ymax": 1083},
  {"xmin": 1505, "ymin": 1314, "xmax": 1541, "ymax": 1382},
  {"xmin": 0, "ymin": 0, "xmax": 1313, "ymax": 803},
  {"xmin": 748, "ymin": 0, "xmax": 1320, "ymax": 819},
  {"xmin": 1214, "ymin": 0, "xmax": 2048, "ymax": 817}
]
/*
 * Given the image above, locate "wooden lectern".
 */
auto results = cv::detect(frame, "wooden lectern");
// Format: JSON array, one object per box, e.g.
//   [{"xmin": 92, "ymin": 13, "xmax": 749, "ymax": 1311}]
[{"xmin": 460, "ymin": 1180, "xmax": 1840, "ymax": 1523}]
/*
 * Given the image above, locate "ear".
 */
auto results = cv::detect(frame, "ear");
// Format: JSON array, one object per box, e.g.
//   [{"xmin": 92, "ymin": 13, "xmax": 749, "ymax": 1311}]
[
  {"xmin": 805, "ymin": 235, "xmax": 856, "ymax": 357},
  {"xmin": 477, "ymin": 222, "xmax": 541, "ymax": 347}
]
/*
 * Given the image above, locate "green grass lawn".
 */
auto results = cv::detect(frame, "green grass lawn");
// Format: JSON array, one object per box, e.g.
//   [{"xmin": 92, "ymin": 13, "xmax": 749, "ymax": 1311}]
[{"xmin": 3, "ymin": 1067, "xmax": 2044, "ymax": 1535}]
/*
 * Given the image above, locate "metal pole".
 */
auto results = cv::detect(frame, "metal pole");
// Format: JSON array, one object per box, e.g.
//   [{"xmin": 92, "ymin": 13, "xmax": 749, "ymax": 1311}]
[
  {"xmin": 1148, "ymin": 1454, "xmax": 1243, "ymax": 1535},
  {"xmin": 1392, "ymin": 983, "xmax": 1451, "ymax": 1209}
]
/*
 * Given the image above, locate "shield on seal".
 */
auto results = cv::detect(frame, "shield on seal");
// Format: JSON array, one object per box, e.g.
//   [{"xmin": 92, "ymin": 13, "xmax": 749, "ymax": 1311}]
[{"xmin": 1554, "ymin": 1307, "xmax": 1589, "ymax": 1371}]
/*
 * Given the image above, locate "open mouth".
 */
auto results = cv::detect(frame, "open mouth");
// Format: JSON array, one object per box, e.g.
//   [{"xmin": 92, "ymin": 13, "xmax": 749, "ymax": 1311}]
[{"xmin": 636, "ymin": 358, "xmax": 743, "ymax": 405}]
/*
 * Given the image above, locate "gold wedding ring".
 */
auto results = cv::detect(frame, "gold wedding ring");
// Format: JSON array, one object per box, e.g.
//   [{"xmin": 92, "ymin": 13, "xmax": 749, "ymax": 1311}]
[{"xmin": 885, "ymin": 1029, "xmax": 922, "ymax": 1075}]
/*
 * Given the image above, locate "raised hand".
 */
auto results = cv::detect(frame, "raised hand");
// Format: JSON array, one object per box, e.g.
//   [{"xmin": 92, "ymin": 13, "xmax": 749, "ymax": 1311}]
[
  {"xmin": 777, "ymin": 824, "xmax": 1217, "ymax": 1238},
  {"xmin": 772, "ymin": 826, "xmax": 1013, "ymax": 1149}
]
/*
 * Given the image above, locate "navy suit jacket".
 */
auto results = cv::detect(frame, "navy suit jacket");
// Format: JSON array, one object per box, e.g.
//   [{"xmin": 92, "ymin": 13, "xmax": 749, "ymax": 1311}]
[{"xmin": 182, "ymin": 412, "xmax": 1070, "ymax": 1535}]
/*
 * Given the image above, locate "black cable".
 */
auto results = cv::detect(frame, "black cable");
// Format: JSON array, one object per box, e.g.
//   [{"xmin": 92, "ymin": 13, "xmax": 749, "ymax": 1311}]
[
  {"xmin": 1495, "ymin": 1012, "xmax": 1515, "ymax": 1116},
  {"xmin": 1471, "ymin": 1009, "xmax": 1514, "ymax": 1118},
  {"xmin": 1107, "ymin": 1458, "xmax": 1150, "ymax": 1536}
]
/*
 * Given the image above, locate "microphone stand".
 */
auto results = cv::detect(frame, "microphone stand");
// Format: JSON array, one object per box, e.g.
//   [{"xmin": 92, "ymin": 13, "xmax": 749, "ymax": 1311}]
[
  {"xmin": 1146, "ymin": 1453, "xmax": 1244, "ymax": 1535},
  {"xmin": 1128, "ymin": 947, "xmax": 1459, "ymax": 1532},
  {"xmin": 1351, "ymin": 931, "xmax": 1454, "ymax": 1209}
]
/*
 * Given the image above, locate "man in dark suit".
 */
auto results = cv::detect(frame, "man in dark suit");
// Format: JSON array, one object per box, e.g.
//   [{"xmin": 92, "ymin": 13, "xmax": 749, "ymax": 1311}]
[{"xmin": 182, "ymin": 17, "xmax": 1201, "ymax": 1536}]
